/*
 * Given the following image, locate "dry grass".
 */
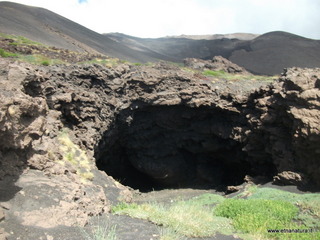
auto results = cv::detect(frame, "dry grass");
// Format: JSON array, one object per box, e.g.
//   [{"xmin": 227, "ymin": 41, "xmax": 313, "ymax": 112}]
[{"xmin": 57, "ymin": 129, "xmax": 94, "ymax": 181}]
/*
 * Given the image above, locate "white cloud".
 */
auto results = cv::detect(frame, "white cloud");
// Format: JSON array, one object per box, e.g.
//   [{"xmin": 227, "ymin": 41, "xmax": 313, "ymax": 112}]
[{"xmin": 3, "ymin": 0, "xmax": 320, "ymax": 39}]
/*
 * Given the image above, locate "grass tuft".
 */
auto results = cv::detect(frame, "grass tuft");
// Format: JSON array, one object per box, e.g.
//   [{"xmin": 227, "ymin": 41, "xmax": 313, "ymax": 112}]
[
  {"xmin": 158, "ymin": 227, "xmax": 185, "ymax": 240},
  {"xmin": 82, "ymin": 219, "xmax": 117, "ymax": 240}
]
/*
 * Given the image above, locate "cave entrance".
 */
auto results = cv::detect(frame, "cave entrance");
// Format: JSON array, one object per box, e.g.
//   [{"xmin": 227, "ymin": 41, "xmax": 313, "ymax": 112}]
[{"xmin": 95, "ymin": 105, "xmax": 269, "ymax": 192}]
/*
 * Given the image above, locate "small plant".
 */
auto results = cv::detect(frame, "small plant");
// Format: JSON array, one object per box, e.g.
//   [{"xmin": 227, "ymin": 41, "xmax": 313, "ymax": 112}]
[
  {"xmin": 82, "ymin": 220, "xmax": 117, "ymax": 240},
  {"xmin": 41, "ymin": 60, "xmax": 50, "ymax": 66}
]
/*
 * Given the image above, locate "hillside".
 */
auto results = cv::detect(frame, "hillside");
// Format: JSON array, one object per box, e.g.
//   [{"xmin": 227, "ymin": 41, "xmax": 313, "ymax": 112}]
[
  {"xmin": 106, "ymin": 31, "xmax": 320, "ymax": 75},
  {"xmin": 1, "ymin": 1, "xmax": 320, "ymax": 75},
  {"xmin": 105, "ymin": 32, "xmax": 245, "ymax": 61},
  {"xmin": 0, "ymin": 1, "xmax": 171, "ymax": 63},
  {"xmin": 229, "ymin": 31, "xmax": 320, "ymax": 75},
  {"xmin": 165, "ymin": 33, "xmax": 259, "ymax": 40}
]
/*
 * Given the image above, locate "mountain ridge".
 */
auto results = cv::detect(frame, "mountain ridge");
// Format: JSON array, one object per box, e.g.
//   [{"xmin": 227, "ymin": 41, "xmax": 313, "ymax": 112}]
[
  {"xmin": 0, "ymin": 1, "xmax": 171, "ymax": 63},
  {"xmin": 1, "ymin": 1, "xmax": 320, "ymax": 75}
]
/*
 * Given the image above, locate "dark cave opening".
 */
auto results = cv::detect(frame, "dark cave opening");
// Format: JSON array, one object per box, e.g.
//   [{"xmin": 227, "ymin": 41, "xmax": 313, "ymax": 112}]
[{"xmin": 96, "ymin": 105, "xmax": 276, "ymax": 192}]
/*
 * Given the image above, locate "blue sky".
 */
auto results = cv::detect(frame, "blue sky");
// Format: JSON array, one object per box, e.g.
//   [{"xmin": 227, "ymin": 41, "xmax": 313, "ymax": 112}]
[{"xmin": 4, "ymin": 0, "xmax": 320, "ymax": 39}]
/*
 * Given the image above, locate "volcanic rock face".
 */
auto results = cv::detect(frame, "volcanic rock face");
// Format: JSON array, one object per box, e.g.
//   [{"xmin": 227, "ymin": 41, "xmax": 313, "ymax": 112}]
[
  {"xmin": 1, "ymin": 59, "xmax": 320, "ymax": 192},
  {"xmin": 184, "ymin": 56, "xmax": 249, "ymax": 74},
  {"xmin": 0, "ymin": 60, "xmax": 132, "ymax": 229},
  {"xmin": 0, "ymin": 60, "xmax": 48, "ymax": 178},
  {"xmin": 245, "ymin": 68, "xmax": 320, "ymax": 186}
]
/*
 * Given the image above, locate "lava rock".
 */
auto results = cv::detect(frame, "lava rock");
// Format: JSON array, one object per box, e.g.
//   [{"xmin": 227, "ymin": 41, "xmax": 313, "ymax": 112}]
[{"xmin": 184, "ymin": 56, "xmax": 249, "ymax": 74}]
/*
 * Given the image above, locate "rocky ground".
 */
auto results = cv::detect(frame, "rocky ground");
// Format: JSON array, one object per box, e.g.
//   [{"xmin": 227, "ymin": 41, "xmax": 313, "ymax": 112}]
[{"xmin": 0, "ymin": 56, "xmax": 319, "ymax": 239}]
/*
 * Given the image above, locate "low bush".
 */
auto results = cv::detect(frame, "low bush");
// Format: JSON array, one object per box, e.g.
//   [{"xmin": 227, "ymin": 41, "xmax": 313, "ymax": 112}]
[{"xmin": 41, "ymin": 60, "xmax": 50, "ymax": 66}]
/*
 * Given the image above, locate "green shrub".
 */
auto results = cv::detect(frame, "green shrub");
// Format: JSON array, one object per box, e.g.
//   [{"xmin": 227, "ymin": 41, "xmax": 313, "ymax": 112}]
[
  {"xmin": 246, "ymin": 187, "xmax": 320, "ymax": 231},
  {"xmin": 41, "ymin": 60, "xmax": 50, "ymax": 66}
]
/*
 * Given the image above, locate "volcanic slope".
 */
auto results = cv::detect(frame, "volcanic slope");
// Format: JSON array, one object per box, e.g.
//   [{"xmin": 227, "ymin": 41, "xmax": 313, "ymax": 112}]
[
  {"xmin": 105, "ymin": 32, "xmax": 247, "ymax": 62},
  {"xmin": 0, "ymin": 1, "xmax": 173, "ymax": 63},
  {"xmin": 1, "ymin": 2, "xmax": 320, "ymax": 75},
  {"xmin": 229, "ymin": 31, "xmax": 320, "ymax": 75},
  {"xmin": 106, "ymin": 32, "xmax": 320, "ymax": 75}
]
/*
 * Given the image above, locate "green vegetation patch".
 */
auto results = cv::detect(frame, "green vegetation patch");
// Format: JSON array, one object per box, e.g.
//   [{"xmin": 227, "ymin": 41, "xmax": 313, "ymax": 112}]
[
  {"xmin": 112, "ymin": 188, "xmax": 320, "ymax": 240},
  {"xmin": 158, "ymin": 227, "xmax": 185, "ymax": 240},
  {"xmin": 203, "ymin": 69, "xmax": 228, "ymax": 77},
  {"xmin": 0, "ymin": 33, "xmax": 42, "ymax": 46},
  {"xmin": 246, "ymin": 187, "xmax": 320, "ymax": 230},
  {"xmin": 112, "ymin": 194, "xmax": 233, "ymax": 238},
  {"xmin": 202, "ymin": 69, "xmax": 276, "ymax": 82},
  {"xmin": 224, "ymin": 187, "xmax": 320, "ymax": 239},
  {"xmin": 215, "ymin": 199, "xmax": 298, "ymax": 232},
  {"xmin": 0, "ymin": 48, "xmax": 18, "ymax": 58},
  {"xmin": 79, "ymin": 57, "xmax": 125, "ymax": 68},
  {"xmin": 19, "ymin": 54, "xmax": 64, "ymax": 66},
  {"xmin": 184, "ymin": 193, "xmax": 225, "ymax": 206}
]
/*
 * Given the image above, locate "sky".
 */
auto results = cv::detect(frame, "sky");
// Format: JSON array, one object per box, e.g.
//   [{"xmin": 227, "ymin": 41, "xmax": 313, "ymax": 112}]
[{"xmin": 4, "ymin": 0, "xmax": 320, "ymax": 39}]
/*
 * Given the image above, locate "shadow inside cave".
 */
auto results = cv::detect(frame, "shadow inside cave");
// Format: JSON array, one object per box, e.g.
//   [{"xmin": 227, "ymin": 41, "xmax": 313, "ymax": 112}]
[{"xmin": 95, "ymin": 104, "xmax": 277, "ymax": 192}]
